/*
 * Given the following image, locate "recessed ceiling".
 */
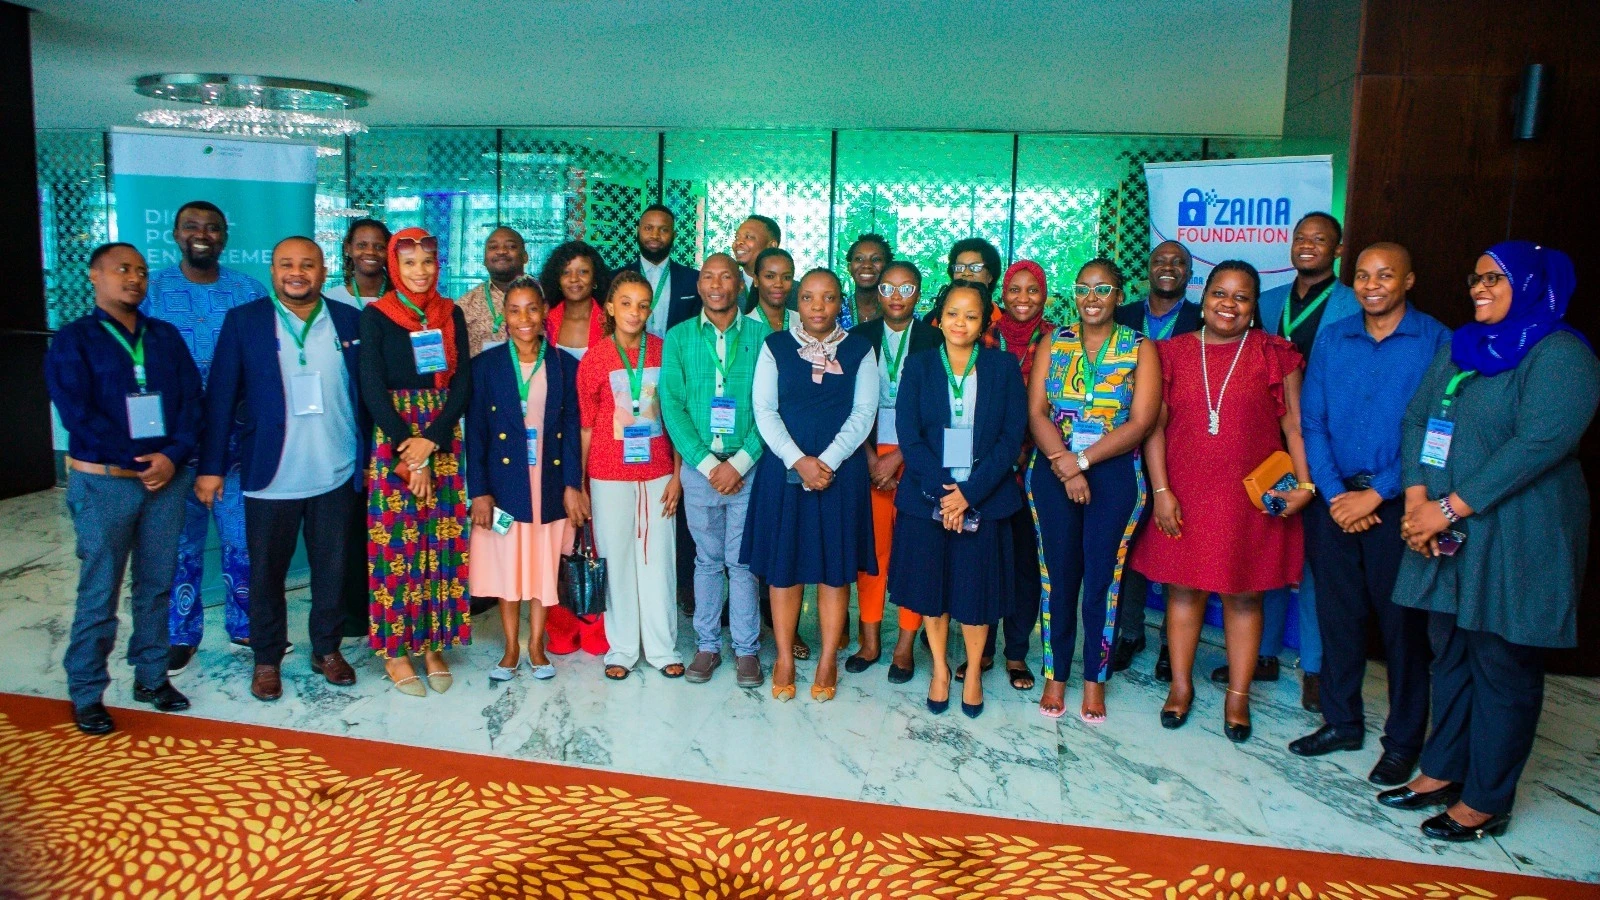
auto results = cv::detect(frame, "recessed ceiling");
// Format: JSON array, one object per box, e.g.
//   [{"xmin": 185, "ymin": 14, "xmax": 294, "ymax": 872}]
[{"xmin": 26, "ymin": 0, "xmax": 1292, "ymax": 135}]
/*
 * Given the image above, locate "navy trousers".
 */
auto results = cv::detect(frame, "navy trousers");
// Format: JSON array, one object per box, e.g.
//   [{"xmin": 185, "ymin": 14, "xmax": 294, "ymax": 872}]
[
  {"xmin": 1028, "ymin": 452, "xmax": 1143, "ymax": 683},
  {"xmin": 1305, "ymin": 498, "xmax": 1429, "ymax": 755},
  {"xmin": 982, "ymin": 507, "xmax": 1042, "ymax": 663},
  {"xmin": 1419, "ymin": 612, "xmax": 1545, "ymax": 814}
]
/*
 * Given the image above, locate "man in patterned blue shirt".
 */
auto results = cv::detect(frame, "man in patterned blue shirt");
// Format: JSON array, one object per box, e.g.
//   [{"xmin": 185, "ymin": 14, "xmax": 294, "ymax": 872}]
[{"xmin": 141, "ymin": 200, "xmax": 269, "ymax": 674}]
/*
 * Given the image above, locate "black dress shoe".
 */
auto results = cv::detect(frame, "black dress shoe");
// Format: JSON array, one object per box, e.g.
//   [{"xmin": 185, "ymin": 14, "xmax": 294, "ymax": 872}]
[
  {"xmin": 887, "ymin": 662, "xmax": 915, "ymax": 684},
  {"xmin": 1377, "ymin": 782, "xmax": 1463, "ymax": 810},
  {"xmin": 1224, "ymin": 721, "xmax": 1252, "ymax": 743},
  {"xmin": 1111, "ymin": 635, "xmax": 1146, "ymax": 673},
  {"xmin": 1160, "ymin": 707, "xmax": 1189, "ymax": 729},
  {"xmin": 1421, "ymin": 810, "xmax": 1510, "ymax": 842},
  {"xmin": 1301, "ymin": 673, "xmax": 1321, "ymax": 712},
  {"xmin": 1368, "ymin": 750, "xmax": 1420, "ymax": 787},
  {"xmin": 1154, "ymin": 644, "xmax": 1172, "ymax": 682},
  {"xmin": 73, "ymin": 702, "xmax": 114, "ymax": 735},
  {"xmin": 1288, "ymin": 724, "xmax": 1363, "ymax": 757},
  {"xmin": 1211, "ymin": 656, "xmax": 1279, "ymax": 683},
  {"xmin": 133, "ymin": 680, "xmax": 190, "ymax": 712}
]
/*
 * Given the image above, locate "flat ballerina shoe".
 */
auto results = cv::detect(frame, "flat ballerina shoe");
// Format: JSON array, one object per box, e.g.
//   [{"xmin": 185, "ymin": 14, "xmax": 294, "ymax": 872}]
[
  {"xmin": 389, "ymin": 674, "xmax": 426, "ymax": 697},
  {"xmin": 488, "ymin": 665, "xmax": 516, "ymax": 683},
  {"xmin": 426, "ymin": 671, "xmax": 454, "ymax": 694}
]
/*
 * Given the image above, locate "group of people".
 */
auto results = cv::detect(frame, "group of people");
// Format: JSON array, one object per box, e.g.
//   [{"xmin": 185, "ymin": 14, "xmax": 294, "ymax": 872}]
[{"xmin": 45, "ymin": 196, "xmax": 1595, "ymax": 845}]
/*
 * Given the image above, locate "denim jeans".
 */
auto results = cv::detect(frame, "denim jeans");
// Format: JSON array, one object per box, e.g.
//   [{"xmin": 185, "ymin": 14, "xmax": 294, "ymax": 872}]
[
  {"xmin": 1262, "ymin": 560, "xmax": 1320, "ymax": 672},
  {"xmin": 64, "ymin": 466, "xmax": 194, "ymax": 709},
  {"xmin": 682, "ymin": 465, "xmax": 760, "ymax": 658}
]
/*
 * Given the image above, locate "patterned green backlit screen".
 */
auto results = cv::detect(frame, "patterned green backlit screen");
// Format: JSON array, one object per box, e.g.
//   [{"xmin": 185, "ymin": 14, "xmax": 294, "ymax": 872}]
[{"xmin": 36, "ymin": 128, "xmax": 1294, "ymax": 328}]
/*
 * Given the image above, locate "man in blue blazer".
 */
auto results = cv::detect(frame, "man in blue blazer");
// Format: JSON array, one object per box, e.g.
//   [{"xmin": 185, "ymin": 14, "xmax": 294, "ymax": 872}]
[
  {"xmin": 1233, "ymin": 211, "xmax": 1358, "ymax": 710},
  {"xmin": 197, "ymin": 237, "xmax": 367, "ymax": 703},
  {"xmin": 623, "ymin": 204, "xmax": 701, "ymax": 339}
]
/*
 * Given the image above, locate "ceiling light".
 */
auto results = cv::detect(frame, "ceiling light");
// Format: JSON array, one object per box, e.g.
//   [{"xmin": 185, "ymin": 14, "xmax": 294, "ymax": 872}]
[{"xmin": 135, "ymin": 73, "xmax": 368, "ymax": 110}]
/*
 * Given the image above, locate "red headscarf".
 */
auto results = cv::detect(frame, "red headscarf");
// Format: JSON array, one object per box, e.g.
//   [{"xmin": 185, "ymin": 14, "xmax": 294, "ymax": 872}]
[
  {"xmin": 988, "ymin": 260, "xmax": 1051, "ymax": 377},
  {"xmin": 373, "ymin": 227, "xmax": 458, "ymax": 388}
]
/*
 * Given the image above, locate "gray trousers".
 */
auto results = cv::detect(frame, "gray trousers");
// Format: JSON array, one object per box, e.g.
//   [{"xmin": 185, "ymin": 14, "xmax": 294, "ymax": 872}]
[
  {"xmin": 682, "ymin": 465, "xmax": 760, "ymax": 658},
  {"xmin": 64, "ymin": 467, "xmax": 193, "ymax": 708}
]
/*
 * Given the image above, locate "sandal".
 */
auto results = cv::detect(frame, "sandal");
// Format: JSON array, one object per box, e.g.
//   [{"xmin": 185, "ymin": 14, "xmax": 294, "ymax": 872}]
[
  {"xmin": 387, "ymin": 673, "xmax": 426, "ymax": 697},
  {"xmin": 660, "ymin": 663, "xmax": 686, "ymax": 678},
  {"xmin": 604, "ymin": 665, "xmax": 630, "ymax": 681},
  {"xmin": 953, "ymin": 658, "xmax": 995, "ymax": 682},
  {"xmin": 792, "ymin": 635, "xmax": 812, "ymax": 661},
  {"xmin": 1007, "ymin": 663, "xmax": 1035, "ymax": 691},
  {"xmin": 425, "ymin": 671, "xmax": 453, "ymax": 694}
]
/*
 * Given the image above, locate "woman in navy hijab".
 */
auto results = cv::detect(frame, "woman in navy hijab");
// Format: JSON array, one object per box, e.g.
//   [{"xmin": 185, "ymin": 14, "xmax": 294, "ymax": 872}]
[{"xmin": 1382, "ymin": 241, "xmax": 1597, "ymax": 841}]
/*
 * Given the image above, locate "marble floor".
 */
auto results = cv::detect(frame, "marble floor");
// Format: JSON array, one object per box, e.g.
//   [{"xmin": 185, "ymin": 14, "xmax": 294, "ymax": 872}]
[{"xmin": 1, "ymin": 487, "xmax": 1596, "ymax": 884}]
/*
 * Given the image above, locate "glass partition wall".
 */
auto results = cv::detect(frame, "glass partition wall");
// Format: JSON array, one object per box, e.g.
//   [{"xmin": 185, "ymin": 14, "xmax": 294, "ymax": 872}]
[{"xmin": 37, "ymin": 128, "xmax": 1311, "ymax": 327}]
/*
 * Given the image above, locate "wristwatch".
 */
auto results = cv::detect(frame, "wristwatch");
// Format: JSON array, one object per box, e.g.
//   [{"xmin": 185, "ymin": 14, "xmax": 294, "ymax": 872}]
[
  {"xmin": 1075, "ymin": 451, "xmax": 1091, "ymax": 472},
  {"xmin": 1297, "ymin": 481, "xmax": 1316, "ymax": 495}
]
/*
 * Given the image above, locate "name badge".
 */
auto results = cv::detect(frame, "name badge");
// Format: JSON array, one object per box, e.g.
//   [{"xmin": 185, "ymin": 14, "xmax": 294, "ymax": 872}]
[
  {"xmin": 876, "ymin": 408, "xmax": 898, "ymax": 446},
  {"xmin": 525, "ymin": 426, "xmax": 539, "ymax": 466},
  {"xmin": 943, "ymin": 427, "xmax": 974, "ymax": 470},
  {"xmin": 491, "ymin": 507, "xmax": 515, "ymax": 535},
  {"xmin": 1421, "ymin": 418, "xmax": 1454, "ymax": 468},
  {"xmin": 290, "ymin": 370, "xmax": 325, "ymax": 416},
  {"xmin": 709, "ymin": 396, "xmax": 737, "ymax": 435},
  {"xmin": 410, "ymin": 329, "xmax": 448, "ymax": 375},
  {"xmin": 126, "ymin": 392, "xmax": 166, "ymax": 440},
  {"xmin": 622, "ymin": 423, "xmax": 653, "ymax": 464},
  {"xmin": 1070, "ymin": 419, "xmax": 1104, "ymax": 454}
]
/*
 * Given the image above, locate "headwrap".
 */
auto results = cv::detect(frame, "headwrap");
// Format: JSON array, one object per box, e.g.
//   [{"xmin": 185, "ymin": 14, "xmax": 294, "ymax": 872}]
[
  {"xmin": 992, "ymin": 260, "xmax": 1050, "ymax": 370},
  {"xmin": 791, "ymin": 320, "xmax": 848, "ymax": 383},
  {"xmin": 1451, "ymin": 241, "xmax": 1588, "ymax": 377},
  {"xmin": 373, "ymin": 227, "xmax": 459, "ymax": 388}
]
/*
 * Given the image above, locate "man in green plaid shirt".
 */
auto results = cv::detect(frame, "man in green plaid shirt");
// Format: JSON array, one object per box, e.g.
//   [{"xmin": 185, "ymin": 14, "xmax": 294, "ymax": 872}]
[{"xmin": 660, "ymin": 254, "xmax": 771, "ymax": 687}]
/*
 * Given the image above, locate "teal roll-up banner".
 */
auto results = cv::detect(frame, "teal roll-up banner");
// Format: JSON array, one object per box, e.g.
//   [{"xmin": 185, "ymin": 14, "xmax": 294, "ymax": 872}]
[{"xmin": 109, "ymin": 128, "xmax": 317, "ymax": 287}]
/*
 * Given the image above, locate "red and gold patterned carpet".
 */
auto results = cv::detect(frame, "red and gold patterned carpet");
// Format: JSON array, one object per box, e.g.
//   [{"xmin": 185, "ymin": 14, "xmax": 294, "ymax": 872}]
[{"xmin": 0, "ymin": 692, "xmax": 1584, "ymax": 899}]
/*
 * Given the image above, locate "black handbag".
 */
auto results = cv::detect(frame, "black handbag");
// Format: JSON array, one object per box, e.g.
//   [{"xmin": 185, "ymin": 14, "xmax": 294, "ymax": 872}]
[{"xmin": 558, "ymin": 523, "xmax": 608, "ymax": 616}]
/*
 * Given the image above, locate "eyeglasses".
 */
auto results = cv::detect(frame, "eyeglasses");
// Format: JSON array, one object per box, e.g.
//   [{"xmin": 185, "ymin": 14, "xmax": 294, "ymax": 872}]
[
  {"xmin": 878, "ymin": 283, "xmax": 917, "ymax": 299},
  {"xmin": 394, "ymin": 235, "xmax": 439, "ymax": 254},
  {"xmin": 1466, "ymin": 272, "xmax": 1507, "ymax": 289},
  {"xmin": 1072, "ymin": 284, "xmax": 1118, "ymax": 299},
  {"xmin": 952, "ymin": 262, "xmax": 986, "ymax": 275}
]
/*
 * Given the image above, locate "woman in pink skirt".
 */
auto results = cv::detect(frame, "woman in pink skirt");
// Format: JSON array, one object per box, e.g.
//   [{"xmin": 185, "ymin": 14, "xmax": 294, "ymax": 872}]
[{"xmin": 466, "ymin": 277, "xmax": 589, "ymax": 681}]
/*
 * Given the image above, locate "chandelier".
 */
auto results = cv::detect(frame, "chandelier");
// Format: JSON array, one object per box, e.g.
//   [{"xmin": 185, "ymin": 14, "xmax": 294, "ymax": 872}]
[{"xmin": 134, "ymin": 74, "xmax": 369, "ymax": 154}]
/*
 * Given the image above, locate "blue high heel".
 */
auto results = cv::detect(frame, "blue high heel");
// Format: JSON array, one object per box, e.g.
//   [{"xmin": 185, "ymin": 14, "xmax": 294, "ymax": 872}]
[{"xmin": 961, "ymin": 701, "xmax": 984, "ymax": 718}]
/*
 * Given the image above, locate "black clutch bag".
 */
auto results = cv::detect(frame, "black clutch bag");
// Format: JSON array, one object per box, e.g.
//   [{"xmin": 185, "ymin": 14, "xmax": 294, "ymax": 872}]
[{"xmin": 558, "ymin": 523, "xmax": 608, "ymax": 616}]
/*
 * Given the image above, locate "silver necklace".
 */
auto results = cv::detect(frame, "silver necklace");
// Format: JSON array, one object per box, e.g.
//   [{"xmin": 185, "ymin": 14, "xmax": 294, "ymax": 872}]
[{"xmin": 1198, "ymin": 326, "xmax": 1249, "ymax": 435}]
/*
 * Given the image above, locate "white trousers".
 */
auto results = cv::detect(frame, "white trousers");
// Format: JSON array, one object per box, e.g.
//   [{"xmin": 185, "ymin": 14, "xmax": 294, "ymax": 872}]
[{"xmin": 591, "ymin": 476, "xmax": 680, "ymax": 669}]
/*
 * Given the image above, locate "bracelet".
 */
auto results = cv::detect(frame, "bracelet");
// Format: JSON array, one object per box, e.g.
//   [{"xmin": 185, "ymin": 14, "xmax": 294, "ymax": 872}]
[
  {"xmin": 1438, "ymin": 496, "xmax": 1459, "ymax": 523},
  {"xmin": 1152, "ymin": 487, "xmax": 1170, "ymax": 494}
]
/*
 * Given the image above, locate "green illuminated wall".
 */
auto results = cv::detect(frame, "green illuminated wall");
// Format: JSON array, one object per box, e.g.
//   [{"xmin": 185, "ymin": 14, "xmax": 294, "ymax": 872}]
[{"xmin": 38, "ymin": 128, "xmax": 1339, "ymax": 328}]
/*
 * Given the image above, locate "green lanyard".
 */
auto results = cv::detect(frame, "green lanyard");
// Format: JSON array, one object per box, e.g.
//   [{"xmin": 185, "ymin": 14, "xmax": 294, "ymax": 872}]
[
  {"xmin": 100, "ymin": 320, "xmax": 148, "ymax": 391},
  {"xmin": 511, "ymin": 341, "xmax": 547, "ymax": 412},
  {"xmin": 940, "ymin": 344, "xmax": 978, "ymax": 418},
  {"xmin": 882, "ymin": 325, "xmax": 912, "ymax": 391},
  {"xmin": 651, "ymin": 264, "xmax": 670, "ymax": 311},
  {"xmin": 1079, "ymin": 329, "xmax": 1114, "ymax": 406},
  {"xmin": 1439, "ymin": 370, "xmax": 1477, "ymax": 418},
  {"xmin": 701, "ymin": 317, "xmax": 741, "ymax": 392},
  {"xmin": 997, "ymin": 322, "xmax": 1046, "ymax": 354},
  {"xmin": 346, "ymin": 277, "xmax": 386, "ymax": 303},
  {"xmin": 1280, "ymin": 282, "xmax": 1334, "ymax": 338},
  {"xmin": 486, "ymin": 282, "xmax": 506, "ymax": 335},
  {"xmin": 1146, "ymin": 301, "xmax": 1180, "ymax": 340},
  {"xmin": 272, "ymin": 297, "xmax": 326, "ymax": 367},
  {"xmin": 611, "ymin": 334, "xmax": 646, "ymax": 416},
  {"xmin": 398, "ymin": 294, "xmax": 430, "ymax": 329}
]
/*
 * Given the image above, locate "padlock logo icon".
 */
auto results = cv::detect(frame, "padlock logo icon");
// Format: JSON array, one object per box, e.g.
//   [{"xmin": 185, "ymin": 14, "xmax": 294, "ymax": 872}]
[{"xmin": 1178, "ymin": 188, "xmax": 1207, "ymax": 227}]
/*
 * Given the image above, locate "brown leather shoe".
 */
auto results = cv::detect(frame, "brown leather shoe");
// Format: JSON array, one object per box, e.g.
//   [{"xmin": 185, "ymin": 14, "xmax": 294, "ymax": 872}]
[
  {"xmin": 251, "ymin": 664, "xmax": 283, "ymax": 702},
  {"xmin": 312, "ymin": 651, "xmax": 356, "ymax": 686}
]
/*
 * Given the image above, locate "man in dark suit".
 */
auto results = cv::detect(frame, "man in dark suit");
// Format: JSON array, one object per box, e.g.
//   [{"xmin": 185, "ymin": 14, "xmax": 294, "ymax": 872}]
[
  {"xmin": 1110, "ymin": 240, "xmax": 1201, "ymax": 679},
  {"xmin": 622, "ymin": 204, "xmax": 701, "ymax": 339},
  {"xmin": 198, "ymin": 237, "xmax": 367, "ymax": 703}
]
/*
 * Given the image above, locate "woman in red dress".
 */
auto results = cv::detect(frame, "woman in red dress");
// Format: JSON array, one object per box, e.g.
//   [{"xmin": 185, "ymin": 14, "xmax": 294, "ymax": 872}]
[{"xmin": 1129, "ymin": 260, "xmax": 1313, "ymax": 742}]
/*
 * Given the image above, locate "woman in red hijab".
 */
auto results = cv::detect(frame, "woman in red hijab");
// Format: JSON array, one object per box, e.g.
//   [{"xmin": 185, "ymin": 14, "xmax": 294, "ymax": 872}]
[
  {"xmin": 962, "ymin": 260, "xmax": 1054, "ymax": 692},
  {"xmin": 358, "ymin": 228, "xmax": 473, "ymax": 696}
]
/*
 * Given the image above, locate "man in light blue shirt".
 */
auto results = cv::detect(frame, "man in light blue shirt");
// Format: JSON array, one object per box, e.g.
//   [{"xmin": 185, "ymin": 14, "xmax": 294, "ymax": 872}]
[
  {"xmin": 142, "ymin": 200, "xmax": 269, "ymax": 673},
  {"xmin": 198, "ymin": 237, "xmax": 366, "ymax": 701},
  {"xmin": 1289, "ymin": 242, "xmax": 1448, "ymax": 787}
]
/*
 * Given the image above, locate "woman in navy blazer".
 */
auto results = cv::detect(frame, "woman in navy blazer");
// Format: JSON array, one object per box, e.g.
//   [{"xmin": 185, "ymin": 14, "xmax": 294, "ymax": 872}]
[
  {"xmin": 466, "ymin": 277, "xmax": 588, "ymax": 683},
  {"xmin": 888, "ymin": 282, "xmax": 1027, "ymax": 718}
]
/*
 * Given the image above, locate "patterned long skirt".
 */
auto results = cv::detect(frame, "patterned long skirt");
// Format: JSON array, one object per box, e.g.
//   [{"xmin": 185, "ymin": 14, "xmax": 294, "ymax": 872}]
[{"xmin": 368, "ymin": 389, "xmax": 471, "ymax": 658}]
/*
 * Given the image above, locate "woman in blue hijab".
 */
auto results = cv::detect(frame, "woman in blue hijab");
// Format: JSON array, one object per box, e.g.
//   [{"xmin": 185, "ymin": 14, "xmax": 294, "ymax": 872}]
[{"xmin": 1381, "ymin": 241, "xmax": 1597, "ymax": 841}]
